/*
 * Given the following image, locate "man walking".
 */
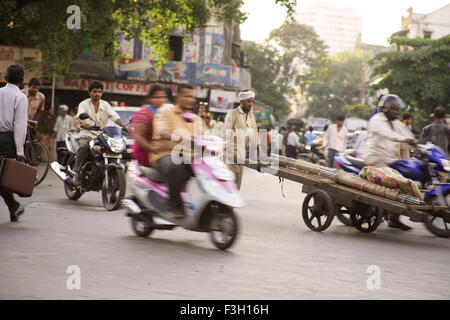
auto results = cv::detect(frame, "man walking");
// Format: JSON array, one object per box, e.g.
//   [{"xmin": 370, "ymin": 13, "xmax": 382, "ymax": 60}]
[
  {"xmin": 0, "ymin": 64, "xmax": 28, "ymax": 221},
  {"xmin": 322, "ymin": 115, "xmax": 348, "ymax": 168},
  {"xmin": 419, "ymin": 107, "xmax": 449, "ymax": 156},
  {"xmin": 286, "ymin": 128, "xmax": 301, "ymax": 159},
  {"xmin": 53, "ymin": 105, "xmax": 74, "ymax": 163},
  {"xmin": 223, "ymin": 90, "xmax": 259, "ymax": 190}
]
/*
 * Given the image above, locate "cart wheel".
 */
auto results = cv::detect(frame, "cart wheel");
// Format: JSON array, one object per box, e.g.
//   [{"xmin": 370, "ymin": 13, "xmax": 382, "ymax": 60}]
[
  {"xmin": 302, "ymin": 190, "xmax": 335, "ymax": 232},
  {"xmin": 336, "ymin": 205, "xmax": 353, "ymax": 226},
  {"xmin": 350, "ymin": 204, "xmax": 382, "ymax": 233}
]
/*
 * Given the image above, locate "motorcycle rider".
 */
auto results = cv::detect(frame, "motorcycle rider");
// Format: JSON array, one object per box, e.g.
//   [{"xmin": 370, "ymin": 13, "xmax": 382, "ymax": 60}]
[
  {"xmin": 73, "ymin": 81, "xmax": 127, "ymax": 186},
  {"xmin": 150, "ymin": 84, "xmax": 205, "ymax": 218},
  {"xmin": 363, "ymin": 94, "xmax": 417, "ymax": 231}
]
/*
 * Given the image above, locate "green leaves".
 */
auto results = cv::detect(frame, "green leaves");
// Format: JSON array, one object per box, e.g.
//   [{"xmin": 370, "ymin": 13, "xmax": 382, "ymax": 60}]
[{"xmin": 371, "ymin": 36, "xmax": 450, "ymax": 128}]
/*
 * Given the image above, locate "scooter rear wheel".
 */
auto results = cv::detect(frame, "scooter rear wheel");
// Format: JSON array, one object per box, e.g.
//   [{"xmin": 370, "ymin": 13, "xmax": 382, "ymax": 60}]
[
  {"xmin": 131, "ymin": 216, "xmax": 154, "ymax": 237},
  {"xmin": 209, "ymin": 207, "xmax": 238, "ymax": 250}
]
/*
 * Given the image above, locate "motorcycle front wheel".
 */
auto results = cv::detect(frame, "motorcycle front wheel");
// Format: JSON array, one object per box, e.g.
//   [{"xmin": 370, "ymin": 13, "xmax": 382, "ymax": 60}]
[
  {"xmin": 102, "ymin": 167, "xmax": 126, "ymax": 211},
  {"xmin": 424, "ymin": 190, "xmax": 450, "ymax": 238}
]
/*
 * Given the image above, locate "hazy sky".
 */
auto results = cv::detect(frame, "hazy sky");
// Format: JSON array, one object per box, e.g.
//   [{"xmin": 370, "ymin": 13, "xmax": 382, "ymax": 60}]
[{"xmin": 241, "ymin": 0, "xmax": 450, "ymax": 45}]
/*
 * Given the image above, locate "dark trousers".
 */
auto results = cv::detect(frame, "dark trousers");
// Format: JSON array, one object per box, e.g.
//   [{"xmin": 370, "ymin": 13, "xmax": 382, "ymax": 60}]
[
  {"xmin": 56, "ymin": 141, "xmax": 66, "ymax": 164},
  {"xmin": 0, "ymin": 131, "xmax": 20, "ymax": 214},
  {"xmin": 157, "ymin": 155, "xmax": 191, "ymax": 208},
  {"xmin": 74, "ymin": 138, "xmax": 91, "ymax": 173},
  {"xmin": 286, "ymin": 145, "xmax": 297, "ymax": 159},
  {"xmin": 328, "ymin": 148, "xmax": 339, "ymax": 168}
]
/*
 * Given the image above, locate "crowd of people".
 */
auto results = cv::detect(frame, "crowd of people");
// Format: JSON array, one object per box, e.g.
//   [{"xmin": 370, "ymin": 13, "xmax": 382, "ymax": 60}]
[{"xmin": 1, "ymin": 62, "xmax": 449, "ymax": 224}]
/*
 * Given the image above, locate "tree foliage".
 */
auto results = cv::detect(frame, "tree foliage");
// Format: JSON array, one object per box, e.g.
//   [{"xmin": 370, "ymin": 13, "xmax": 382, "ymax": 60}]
[
  {"xmin": 0, "ymin": 0, "xmax": 297, "ymax": 80},
  {"xmin": 302, "ymin": 51, "xmax": 370, "ymax": 120},
  {"xmin": 371, "ymin": 36, "xmax": 450, "ymax": 127},
  {"xmin": 242, "ymin": 21, "xmax": 326, "ymax": 120}
]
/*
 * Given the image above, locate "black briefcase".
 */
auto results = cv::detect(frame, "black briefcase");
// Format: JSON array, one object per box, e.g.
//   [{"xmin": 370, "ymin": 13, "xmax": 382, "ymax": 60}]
[{"xmin": 0, "ymin": 158, "xmax": 37, "ymax": 197}]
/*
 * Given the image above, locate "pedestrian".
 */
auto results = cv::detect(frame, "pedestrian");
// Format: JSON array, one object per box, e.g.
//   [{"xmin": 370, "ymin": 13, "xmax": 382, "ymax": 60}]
[
  {"xmin": 363, "ymin": 94, "xmax": 417, "ymax": 231},
  {"xmin": 131, "ymin": 84, "xmax": 167, "ymax": 166},
  {"xmin": 270, "ymin": 127, "xmax": 284, "ymax": 156},
  {"xmin": 22, "ymin": 77, "xmax": 45, "ymax": 121},
  {"xmin": 36, "ymin": 105, "xmax": 57, "ymax": 162},
  {"xmin": 223, "ymin": 90, "xmax": 259, "ymax": 189},
  {"xmin": 399, "ymin": 113, "xmax": 414, "ymax": 159},
  {"xmin": 418, "ymin": 106, "xmax": 450, "ymax": 156},
  {"xmin": 322, "ymin": 115, "xmax": 348, "ymax": 168},
  {"xmin": 286, "ymin": 128, "xmax": 301, "ymax": 159},
  {"xmin": 53, "ymin": 105, "xmax": 74, "ymax": 164},
  {"xmin": 305, "ymin": 126, "xmax": 317, "ymax": 146},
  {"xmin": 353, "ymin": 126, "xmax": 367, "ymax": 158},
  {"xmin": 0, "ymin": 64, "xmax": 28, "ymax": 222}
]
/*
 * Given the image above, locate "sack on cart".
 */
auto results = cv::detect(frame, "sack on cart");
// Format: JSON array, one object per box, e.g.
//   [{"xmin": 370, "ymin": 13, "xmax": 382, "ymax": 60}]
[{"xmin": 359, "ymin": 166, "xmax": 422, "ymax": 200}]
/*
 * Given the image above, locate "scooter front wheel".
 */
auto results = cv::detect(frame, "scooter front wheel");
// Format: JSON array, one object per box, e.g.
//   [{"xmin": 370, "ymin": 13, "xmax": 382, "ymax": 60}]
[{"xmin": 209, "ymin": 207, "xmax": 238, "ymax": 250}]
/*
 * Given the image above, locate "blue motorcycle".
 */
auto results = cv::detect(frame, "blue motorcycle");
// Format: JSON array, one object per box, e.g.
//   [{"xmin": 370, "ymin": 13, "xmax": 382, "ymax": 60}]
[{"xmin": 334, "ymin": 144, "xmax": 450, "ymax": 237}]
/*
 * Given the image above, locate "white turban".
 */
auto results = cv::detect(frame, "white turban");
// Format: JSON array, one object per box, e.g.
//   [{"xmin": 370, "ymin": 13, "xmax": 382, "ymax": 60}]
[
  {"xmin": 59, "ymin": 105, "xmax": 69, "ymax": 111},
  {"xmin": 238, "ymin": 90, "xmax": 255, "ymax": 101}
]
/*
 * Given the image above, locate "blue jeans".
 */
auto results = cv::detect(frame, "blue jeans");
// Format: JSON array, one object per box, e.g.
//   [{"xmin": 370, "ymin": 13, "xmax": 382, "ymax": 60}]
[{"xmin": 328, "ymin": 148, "xmax": 339, "ymax": 168}]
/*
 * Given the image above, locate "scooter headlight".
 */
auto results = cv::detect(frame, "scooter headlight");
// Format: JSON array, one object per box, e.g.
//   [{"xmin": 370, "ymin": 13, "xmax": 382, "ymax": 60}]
[
  {"xmin": 442, "ymin": 158, "xmax": 450, "ymax": 172},
  {"xmin": 213, "ymin": 167, "xmax": 235, "ymax": 181},
  {"xmin": 108, "ymin": 137, "xmax": 125, "ymax": 153}
]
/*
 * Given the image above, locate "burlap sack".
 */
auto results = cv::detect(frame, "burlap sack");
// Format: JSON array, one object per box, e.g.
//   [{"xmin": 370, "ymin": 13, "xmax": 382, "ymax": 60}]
[{"xmin": 359, "ymin": 166, "xmax": 423, "ymax": 200}]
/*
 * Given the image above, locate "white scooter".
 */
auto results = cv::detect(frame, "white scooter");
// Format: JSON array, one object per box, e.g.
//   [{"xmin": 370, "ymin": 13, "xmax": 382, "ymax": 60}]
[{"xmin": 122, "ymin": 134, "xmax": 244, "ymax": 250}]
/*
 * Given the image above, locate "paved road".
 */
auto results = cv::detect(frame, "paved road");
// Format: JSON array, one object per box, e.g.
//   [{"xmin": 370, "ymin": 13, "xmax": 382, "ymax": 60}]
[{"xmin": 1, "ymin": 168, "xmax": 449, "ymax": 299}]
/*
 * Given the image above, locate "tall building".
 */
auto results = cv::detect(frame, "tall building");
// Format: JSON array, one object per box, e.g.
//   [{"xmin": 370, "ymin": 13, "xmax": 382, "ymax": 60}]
[
  {"xmin": 296, "ymin": 1, "xmax": 363, "ymax": 55},
  {"xmin": 392, "ymin": 4, "xmax": 450, "ymax": 39}
]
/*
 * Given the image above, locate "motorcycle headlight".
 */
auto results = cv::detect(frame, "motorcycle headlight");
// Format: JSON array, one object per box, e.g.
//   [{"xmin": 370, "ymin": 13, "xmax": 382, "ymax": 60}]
[
  {"xmin": 442, "ymin": 159, "xmax": 450, "ymax": 172},
  {"xmin": 108, "ymin": 137, "xmax": 125, "ymax": 153}
]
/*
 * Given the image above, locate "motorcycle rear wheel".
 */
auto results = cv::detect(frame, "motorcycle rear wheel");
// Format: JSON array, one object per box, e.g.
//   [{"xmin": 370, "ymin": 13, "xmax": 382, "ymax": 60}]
[{"xmin": 424, "ymin": 191, "xmax": 450, "ymax": 238}]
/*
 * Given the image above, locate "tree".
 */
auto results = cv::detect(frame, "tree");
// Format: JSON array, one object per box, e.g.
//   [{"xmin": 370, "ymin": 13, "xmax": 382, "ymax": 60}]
[
  {"xmin": 302, "ymin": 51, "xmax": 370, "ymax": 120},
  {"xmin": 242, "ymin": 21, "xmax": 327, "ymax": 120},
  {"xmin": 0, "ymin": 0, "xmax": 298, "ymax": 80},
  {"xmin": 371, "ymin": 36, "xmax": 450, "ymax": 128},
  {"xmin": 241, "ymin": 41, "xmax": 290, "ymax": 118}
]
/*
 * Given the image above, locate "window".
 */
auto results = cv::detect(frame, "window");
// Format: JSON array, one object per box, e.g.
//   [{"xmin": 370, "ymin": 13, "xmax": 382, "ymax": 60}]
[
  {"xmin": 423, "ymin": 30, "xmax": 432, "ymax": 39},
  {"xmin": 169, "ymin": 35, "xmax": 183, "ymax": 61}
]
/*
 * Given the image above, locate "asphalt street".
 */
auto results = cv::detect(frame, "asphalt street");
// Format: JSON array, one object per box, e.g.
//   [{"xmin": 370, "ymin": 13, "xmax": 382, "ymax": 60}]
[{"xmin": 1, "ymin": 168, "xmax": 449, "ymax": 299}]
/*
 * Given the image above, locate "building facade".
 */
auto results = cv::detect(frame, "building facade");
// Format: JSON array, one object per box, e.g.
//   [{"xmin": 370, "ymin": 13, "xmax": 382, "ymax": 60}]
[
  {"xmin": 393, "ymin": 5, "xmax": 450, "ymax": 40},
  {"xmin": 296, "ymin": 0, "xmax": 363, "ymax": 56}
]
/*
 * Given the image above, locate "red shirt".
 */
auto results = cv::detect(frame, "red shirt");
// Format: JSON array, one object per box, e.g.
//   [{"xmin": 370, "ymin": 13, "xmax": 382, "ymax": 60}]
[{"xmin": 131, "ymin": 105, "xmax": 155, "ymax": 166}]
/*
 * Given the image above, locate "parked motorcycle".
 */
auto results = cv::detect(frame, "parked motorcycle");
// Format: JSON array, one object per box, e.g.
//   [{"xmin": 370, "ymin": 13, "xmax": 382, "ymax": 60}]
[
  {"xmin": 122, "ymin": 133, "xmax": 243, "ymax": 250},
  {"xmin": 334, "ymin": 144, "xmax": 450, "ymax": 237},
  {"xmin": 50, "ymin": 113, "xmax": 128, "ymax": 211}
]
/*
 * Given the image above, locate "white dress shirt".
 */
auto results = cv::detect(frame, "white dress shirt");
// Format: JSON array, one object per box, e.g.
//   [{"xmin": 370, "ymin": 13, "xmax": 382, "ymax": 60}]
[
  {"xmin": 53, "ymin": 115, "xmax": 75, "ymax": 142},
  {"xmin": 363, "ymin": 112, "xmax": 411, "ymax": 167},
  {"xmin": 0, "ymin": 83, "xmax": 28, "ymax": 156},
  {"xmin": 287, "ymin": 131, "xmax": 301, "ymax": 147},
  {"xmin": 322, "ymin": 124, "xmax": 348, "ymax": 153},
  {"xmin": 77, "ymin": 99, "xmax": 120, "ymax": 139}
]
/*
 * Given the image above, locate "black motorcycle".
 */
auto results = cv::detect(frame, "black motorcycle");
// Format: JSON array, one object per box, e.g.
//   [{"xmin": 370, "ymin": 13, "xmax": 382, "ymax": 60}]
[{"xmin": 50, "ymin": 113, "xmax": 128, "ymax": 211}]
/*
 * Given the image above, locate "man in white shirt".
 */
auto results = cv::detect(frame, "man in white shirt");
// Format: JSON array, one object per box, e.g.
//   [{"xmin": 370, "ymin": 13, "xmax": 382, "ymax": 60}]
[
  {"xmin": 0, "ymin": 64, "xmax": 28, "ymax": 221},
  {"xmin": 52, "ymin": 105, "xmax": 74, "ymax": 164},
  {"xmin": 363, "ymin": 95, "xmax": 416, "ymax": 167},
  {"xmin": 286, "ymin": 128, "xmax": 301, "ymax": 159},
  {"xmin": 73, "ymin": 81, "xmax": 127, "ymax": 185},
  {"xmin": 363, "ymin": 94, "xmax": 417, "ymax": 231},
  {"xmin": 353, "ymin": 127, "xmax": 367, "ymax": 158},
  {"xmin": 322, "ymin": 115, "xmax": 348, "ymax": 167},
  {"xmin": 271, "ymin": 127, "xmax": 284, "ymax": 156}
]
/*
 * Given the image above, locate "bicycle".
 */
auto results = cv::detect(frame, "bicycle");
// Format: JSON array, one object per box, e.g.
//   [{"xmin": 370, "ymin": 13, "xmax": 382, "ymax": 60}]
[{"xmin": 24, "ymin": 120, "xmax": 50, "ymax": 186}]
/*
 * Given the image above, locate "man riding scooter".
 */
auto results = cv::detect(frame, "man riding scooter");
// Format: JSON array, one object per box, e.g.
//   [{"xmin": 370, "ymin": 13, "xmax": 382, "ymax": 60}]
[
  {"xmin": 363, "ymin": 94, "xmax": 417, "ymax": 230},
  {"xmin": 150, "ymin": 84, "xmax": 205, "ymax": 218}
]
